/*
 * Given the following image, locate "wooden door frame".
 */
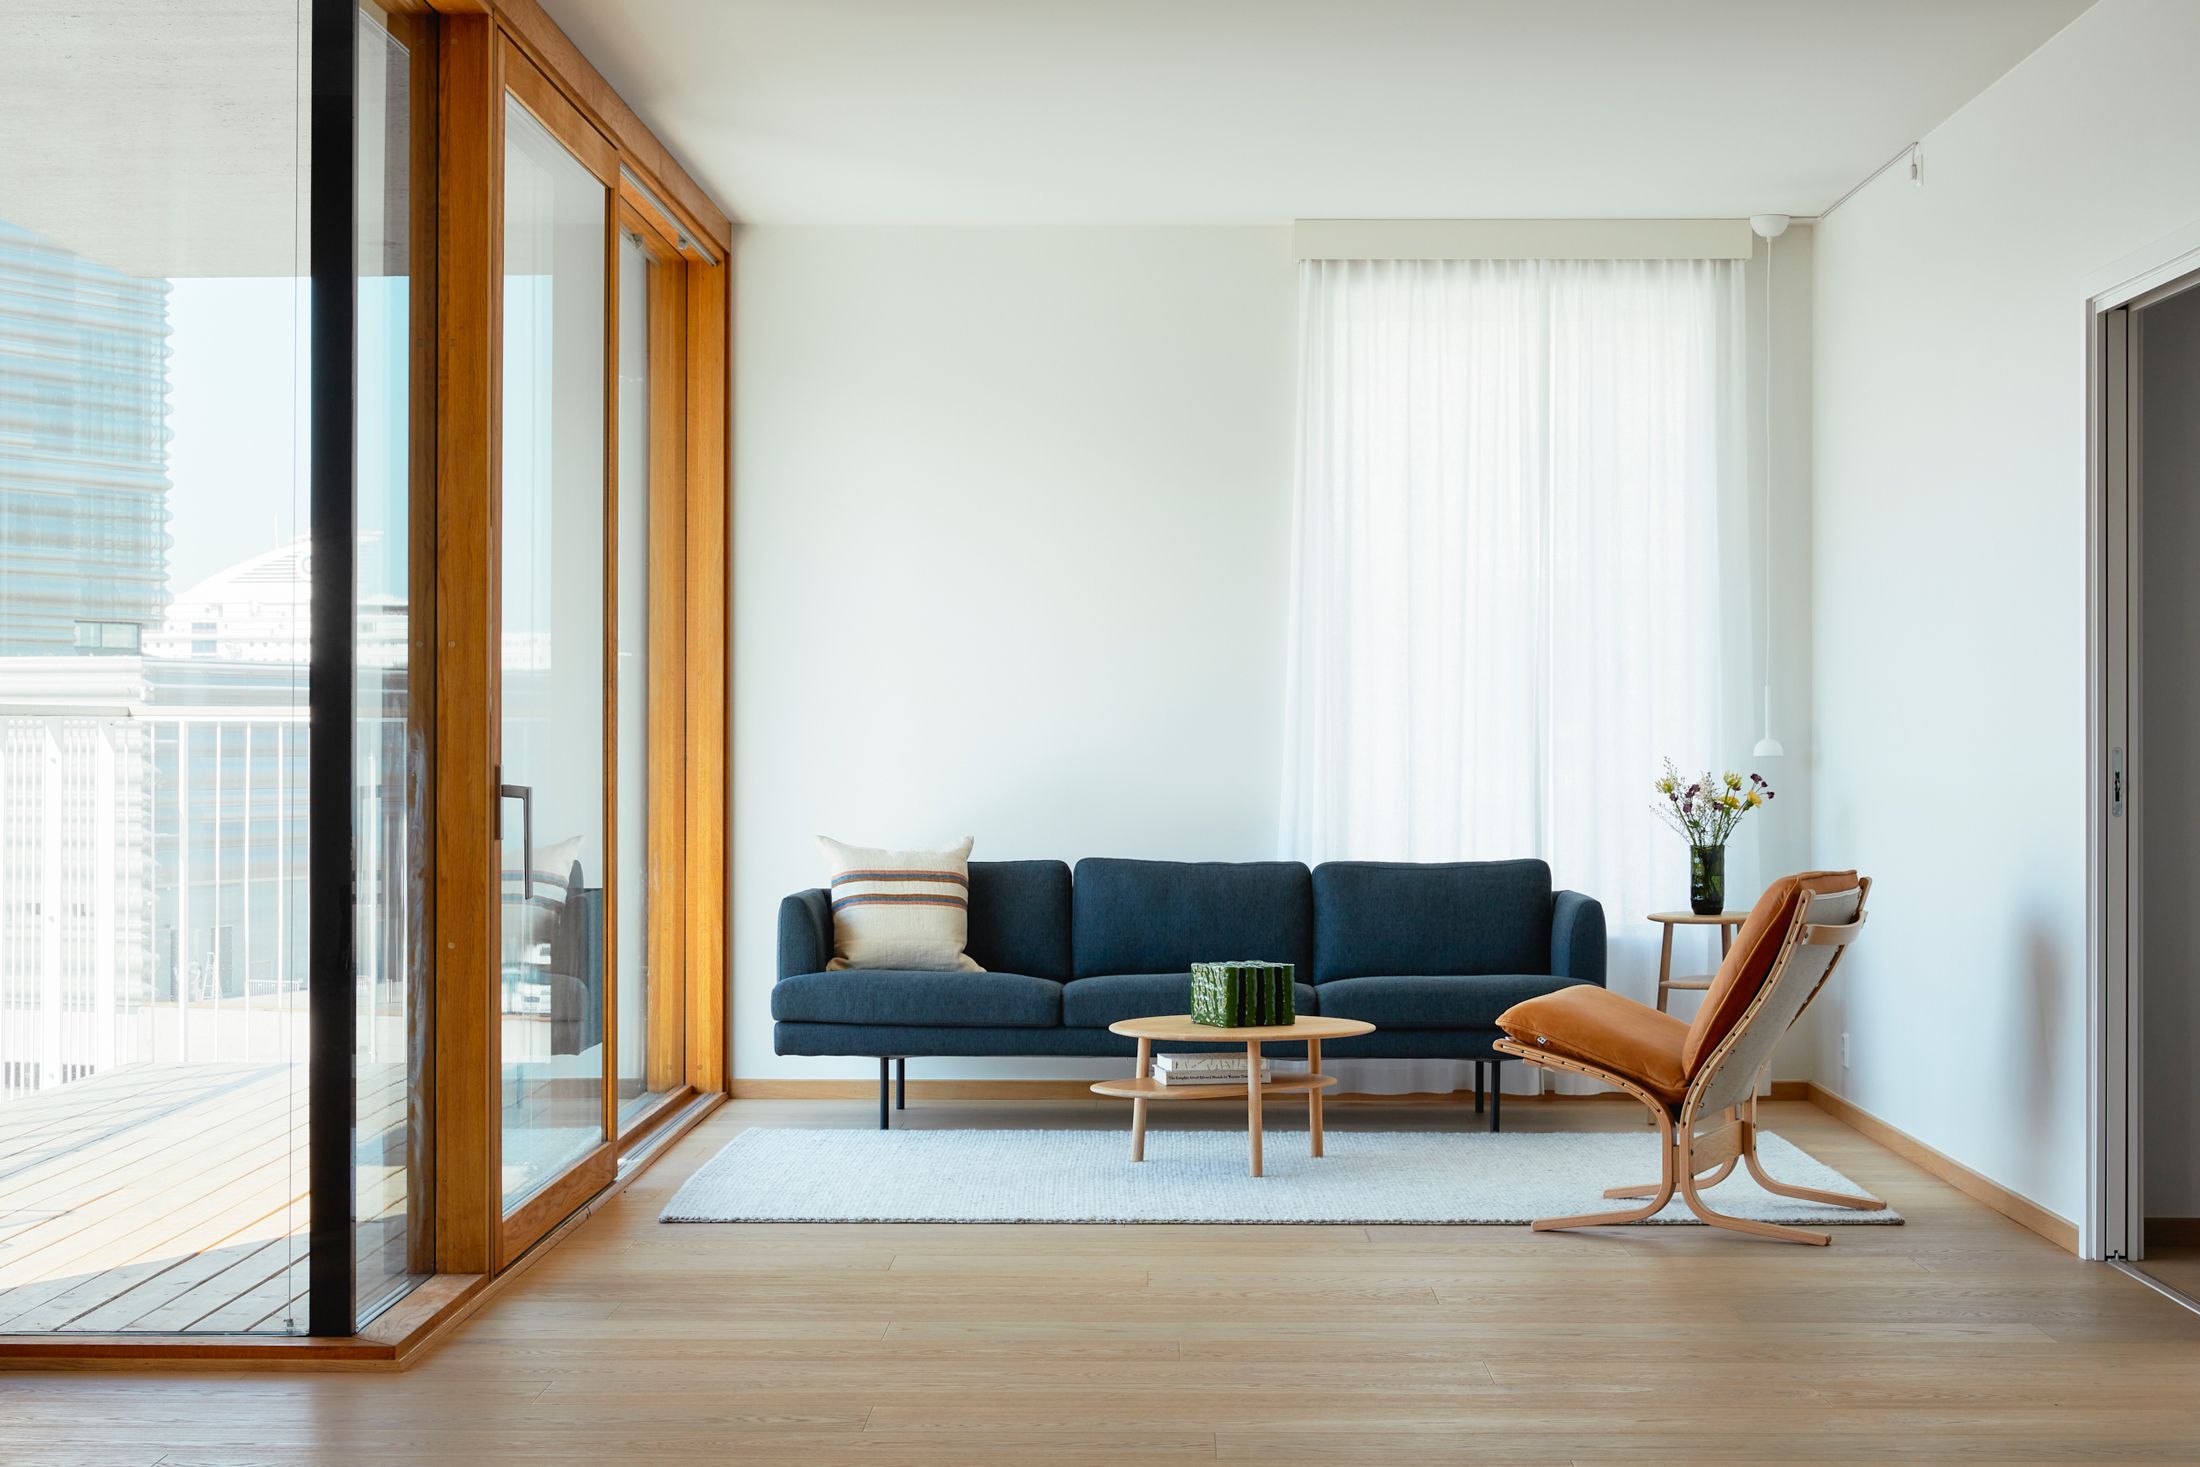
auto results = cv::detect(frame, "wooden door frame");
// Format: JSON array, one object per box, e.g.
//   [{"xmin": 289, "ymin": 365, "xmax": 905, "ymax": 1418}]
[{"xmin": 432, "ymin": 7, "xmax": 503, "ymax": 1280}]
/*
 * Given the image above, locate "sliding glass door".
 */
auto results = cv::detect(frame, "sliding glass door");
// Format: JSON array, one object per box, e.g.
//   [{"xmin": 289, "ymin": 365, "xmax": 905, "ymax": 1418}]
[
  {"xmin": 614, "ymin": 217, "xmax": 689, "ymax": 1142},
  {"xmin": 0, "ymin": 0, "xmax": 728, "ymax": 1358},
  {"xmin": 353, "ymin": 0, "xmax": 434, "ymax": 1324},
  {"xmin": 0, "ymin": 0, "xmax": 312, "ymax": 1335},
  {"xmin": 497, "ymin": 83, "xmax": 613, "ymax": 1232}
]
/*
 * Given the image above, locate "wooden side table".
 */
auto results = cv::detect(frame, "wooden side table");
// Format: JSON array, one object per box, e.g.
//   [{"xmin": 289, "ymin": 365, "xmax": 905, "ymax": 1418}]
[{"xmin": 1648, "ymin": 910, "xmax": 1747, "ymax": 1013}]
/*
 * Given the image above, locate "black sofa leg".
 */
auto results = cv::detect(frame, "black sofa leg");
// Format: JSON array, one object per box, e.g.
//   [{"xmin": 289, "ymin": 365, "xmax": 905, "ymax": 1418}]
[
  {"xmin": 879, "ymin": 1057, "xmax": 890, "ymax": 1130},
  {"xmin": 1474, "ymin": 1061, "xmax": 1485, "ymax": 1114},
  {"xmin": 1490, "ymin": 1062, "xmax": 1501, "ymax": 1133},
  {"xmin": 896, "ymin": 1056, "xmax": 906, "ymax": 1110}
]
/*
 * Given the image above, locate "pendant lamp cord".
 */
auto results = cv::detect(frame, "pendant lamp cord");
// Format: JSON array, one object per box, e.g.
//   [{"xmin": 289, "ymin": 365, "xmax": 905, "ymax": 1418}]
[{"xmin": 1762, "ymin": 234, "xmax": 1775, "ymax": 733}]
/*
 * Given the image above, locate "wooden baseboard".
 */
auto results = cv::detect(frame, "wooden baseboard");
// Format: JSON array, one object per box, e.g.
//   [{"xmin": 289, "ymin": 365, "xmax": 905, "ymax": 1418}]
[
  {"xmin": 0, "ymin": 1091, "xmax": 727, "ymax": 1370},
  {"xmin": 730, "ymin": 1077, "xmax": 1099, "ymax": 1100},
  {"xmin": 731, "ymin": 1077, "xmax": 1816, "ymax": 1103},
  {"xmin": 1804, "ymin": 1081, "xmax": 2077, "ymax": 1254}
]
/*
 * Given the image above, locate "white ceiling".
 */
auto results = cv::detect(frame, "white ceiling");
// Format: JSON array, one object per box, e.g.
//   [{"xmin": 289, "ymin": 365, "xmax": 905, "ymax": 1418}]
[{"xmin": 541, "ymin": 0, "xmax": 2093, "ymax": 226}]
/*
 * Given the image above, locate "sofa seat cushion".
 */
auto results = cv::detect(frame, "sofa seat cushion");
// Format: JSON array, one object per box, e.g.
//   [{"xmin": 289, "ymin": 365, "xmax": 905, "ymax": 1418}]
[
  {"xmin": 771, "ymin": 970, "xmax": 1061, "ymax": 1028},
  {"xmin": 1495, "ymin": 985, "xmax": 1689, "ymax": 1105},
  {"xmin": 1316, "ymin": 974, "xmax": 1591, "ymax": 1031},
  {"xmin": 1062, "ymin": 972, "xmax": 1320, "ymax": 1030}
]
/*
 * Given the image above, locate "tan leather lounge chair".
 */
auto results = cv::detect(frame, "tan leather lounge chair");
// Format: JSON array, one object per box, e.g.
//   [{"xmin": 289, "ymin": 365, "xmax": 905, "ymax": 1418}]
[{"xmin": 1493, "ymin": 871, "xmax": 1876, "ymax": 1245}]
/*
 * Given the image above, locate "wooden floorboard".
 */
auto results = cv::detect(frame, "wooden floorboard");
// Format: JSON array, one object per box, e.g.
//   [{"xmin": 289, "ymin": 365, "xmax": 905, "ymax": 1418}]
[
  {"xmin": 3, "ymin": 1095, "xmax": 2199, "ymax": 1460},
  {"xmin": 0, "ymin": 1063, "xmax": 410, "ymax": 1336}
]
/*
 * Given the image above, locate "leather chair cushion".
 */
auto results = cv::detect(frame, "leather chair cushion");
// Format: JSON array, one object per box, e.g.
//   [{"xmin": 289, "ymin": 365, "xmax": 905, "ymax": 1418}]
[{"xmin": 1496, "ymin": 985, "xmax": 1691, "ymax": 1105}]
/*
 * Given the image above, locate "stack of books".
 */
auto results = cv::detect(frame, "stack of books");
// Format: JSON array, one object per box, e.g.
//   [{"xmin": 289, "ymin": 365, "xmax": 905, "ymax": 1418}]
[{"xmin": 1152, "ymin": 1052, "xmax": 1273, "ymax": 1086}]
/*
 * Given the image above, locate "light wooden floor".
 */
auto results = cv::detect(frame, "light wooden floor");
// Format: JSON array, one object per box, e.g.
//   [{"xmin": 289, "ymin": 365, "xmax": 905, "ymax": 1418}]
[{"xmin": 8, "ymin": 1093, "xmax": 2200, "ymax": 1463}]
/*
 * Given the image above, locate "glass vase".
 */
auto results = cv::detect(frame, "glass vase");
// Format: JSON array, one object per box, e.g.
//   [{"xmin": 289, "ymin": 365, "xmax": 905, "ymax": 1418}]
[{"xmin": 1689, "ymin": 844, "xmax": 1727, "ymax": 916}]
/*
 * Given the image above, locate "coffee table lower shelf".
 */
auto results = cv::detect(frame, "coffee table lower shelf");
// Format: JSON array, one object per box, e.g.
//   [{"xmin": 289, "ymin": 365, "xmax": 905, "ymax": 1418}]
[{"xmin": 1089, "ymin": 1074, "xmax": 1340, "ymax": 1102}]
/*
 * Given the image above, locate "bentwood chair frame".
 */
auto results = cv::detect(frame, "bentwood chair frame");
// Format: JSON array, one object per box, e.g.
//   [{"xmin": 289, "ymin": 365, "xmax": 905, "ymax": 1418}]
[{"xmin": 1494, "ymin": 878, "xmax": 1877, "ymax": 1245}]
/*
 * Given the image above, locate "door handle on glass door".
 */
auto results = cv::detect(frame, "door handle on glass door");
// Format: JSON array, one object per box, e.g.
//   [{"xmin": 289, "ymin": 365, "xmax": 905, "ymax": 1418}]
[{"xmin": 498, "ymin": 781, "xmax": 535, "ymax": 900}]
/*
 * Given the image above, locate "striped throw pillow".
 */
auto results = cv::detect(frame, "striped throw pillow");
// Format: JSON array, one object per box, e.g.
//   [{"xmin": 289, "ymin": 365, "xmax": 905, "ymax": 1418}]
[{"xmin": 817, "ymin": 836, "xmax": 985, "ymax": 972}]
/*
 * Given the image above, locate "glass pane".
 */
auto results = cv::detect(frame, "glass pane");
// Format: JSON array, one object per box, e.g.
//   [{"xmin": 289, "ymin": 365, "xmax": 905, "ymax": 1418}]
[
  {"xmin": 355, "ymin": 3, "xmax": 429, "ymax": 1321},
  {"xmin": 615, "ymin": 233, "xmax": 667, "ymax": 1129},
  {"xmin": 499, "ymin": 96, "xmax": 607, "ymax": 1212},
  {"xmin": 0, "ymin": 0, "xmax": 310, "ymax": 1333}
]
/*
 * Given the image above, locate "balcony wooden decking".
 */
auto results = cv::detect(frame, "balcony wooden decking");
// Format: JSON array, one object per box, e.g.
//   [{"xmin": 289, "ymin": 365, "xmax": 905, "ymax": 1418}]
[{"xmin": 0, "ymin": 1061, "xmax": 409, "ymax": 1334}]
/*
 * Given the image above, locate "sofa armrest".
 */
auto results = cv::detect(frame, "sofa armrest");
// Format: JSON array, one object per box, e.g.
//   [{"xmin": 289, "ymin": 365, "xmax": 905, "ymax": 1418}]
[
  {"xmin": 778, "ymin": 889, "xmax": 833, "ymax": 979},
  {"xmin": 1551, "ymin": 890, "xmax": 1607, "ymax": 987}
]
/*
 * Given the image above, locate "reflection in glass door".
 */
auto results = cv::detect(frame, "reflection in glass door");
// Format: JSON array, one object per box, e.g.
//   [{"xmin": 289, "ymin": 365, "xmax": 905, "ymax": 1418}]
[{"xmin": 498, "ymin": 95, "xmax": 608, "ymax": 1214}]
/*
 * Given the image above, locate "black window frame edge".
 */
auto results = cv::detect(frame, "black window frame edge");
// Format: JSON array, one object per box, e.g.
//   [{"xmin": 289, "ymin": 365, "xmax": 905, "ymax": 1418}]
[{"xmin": 307, "ymin": 0, "xmax": 361, "ymax": 1339}]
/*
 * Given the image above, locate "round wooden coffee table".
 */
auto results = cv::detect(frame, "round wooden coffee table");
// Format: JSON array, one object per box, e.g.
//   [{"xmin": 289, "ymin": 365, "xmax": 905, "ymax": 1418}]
[{"xmin": 1093, "ymin": 1014, "xmax": 1376, "ymax": 1177}]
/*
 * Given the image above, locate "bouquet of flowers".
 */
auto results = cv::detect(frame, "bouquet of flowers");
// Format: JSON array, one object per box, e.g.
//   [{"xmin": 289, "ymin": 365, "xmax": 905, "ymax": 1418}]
[
  {"xmin": 1653, "ymin": 760, "xmax": 1775, "ymax": 845},
  {"xmin": 1654, "ymin": 760, "xmax": 1775, "ymax": 914}
]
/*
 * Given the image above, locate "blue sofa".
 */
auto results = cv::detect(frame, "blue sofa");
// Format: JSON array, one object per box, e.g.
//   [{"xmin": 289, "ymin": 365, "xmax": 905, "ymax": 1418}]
[{"xmin": 775, "ymin": 857, "xmax": 1605, "ymax": 1128}]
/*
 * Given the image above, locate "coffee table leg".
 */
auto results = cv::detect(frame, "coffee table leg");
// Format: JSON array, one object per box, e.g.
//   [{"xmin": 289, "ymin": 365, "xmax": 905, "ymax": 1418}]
[
  {"xmin": 1308, "ymin": 1038, "xmax": 1324, "ymax": 1158},
  {"xmin": 1132, "ymin": 1037, "xmax": 1151, "ymax": 1162},
  {"xmin": 1246, "ymin": 1041, "xmax": 1263, "ymax": 1178}
]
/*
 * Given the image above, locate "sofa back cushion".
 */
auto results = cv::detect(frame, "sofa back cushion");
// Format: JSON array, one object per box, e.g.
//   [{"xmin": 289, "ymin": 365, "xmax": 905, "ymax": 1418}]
[
  {"xmin": 1312, "ymin": 859, "xmax": 1553, "ymax": 983},
  {"xmin": 966, "ymin": 860, "xmax": 1074, "ymax": 979},
  {"xmin": 1071, "ymin": 859, "xmax": 1314, "ymax": 981}
]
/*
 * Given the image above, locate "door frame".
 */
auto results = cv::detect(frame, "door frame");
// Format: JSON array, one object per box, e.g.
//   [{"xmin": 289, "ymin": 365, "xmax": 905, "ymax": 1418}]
[{"xmin": 2084, "ymin": 223, "xmax": 2200, "ymax": 1264}]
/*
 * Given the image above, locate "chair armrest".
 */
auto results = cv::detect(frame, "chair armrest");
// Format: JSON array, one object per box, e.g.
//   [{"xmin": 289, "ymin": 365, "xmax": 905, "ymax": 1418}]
[
  {"xmin": 1551, "ymin": 890, "xmax": 1607, "ymax": 987},
  {"xmin": 778, "ymin": 889, "xmax": 833, "ymax": 979}
]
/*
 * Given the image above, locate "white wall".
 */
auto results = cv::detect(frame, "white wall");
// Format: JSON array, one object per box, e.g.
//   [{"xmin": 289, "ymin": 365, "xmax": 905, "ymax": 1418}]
[
  {"xmin": 1810, "ymin": 0, "xmax": 2200, "ymax": 1225},
  {"xmin": 729, "ymin": 223, "xmax": 1816, "ymax": 1084},
  {"xmin": 731, "ymin": 227, "xmax": 1297, "ymax": 1080},
  {"xmin": 2140, "ymin": 286, "xmax": 2200, "ymax": 1219}
]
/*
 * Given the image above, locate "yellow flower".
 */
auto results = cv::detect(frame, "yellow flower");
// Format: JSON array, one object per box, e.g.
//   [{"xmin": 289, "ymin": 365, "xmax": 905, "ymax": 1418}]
[
  {"xmin": 1723, "ymin": 772, "xmax": 1744, "ymax": 791},
  {"xmin": 1747, "ymin": 791, "xmax": 1764, "ymax": 808}
]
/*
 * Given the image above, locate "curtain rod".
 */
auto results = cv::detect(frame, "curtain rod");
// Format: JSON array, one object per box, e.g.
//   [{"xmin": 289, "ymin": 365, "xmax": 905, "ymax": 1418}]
[{"xmin": 1808, "ymin": 141, "xmax": 1922, "ymax": 224}]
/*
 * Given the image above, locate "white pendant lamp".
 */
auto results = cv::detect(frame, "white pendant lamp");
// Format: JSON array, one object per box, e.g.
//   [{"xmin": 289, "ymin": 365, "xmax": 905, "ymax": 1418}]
[{"xmin": 1749, "ymin": 213, "xmax": 1789, "ymax": 759}]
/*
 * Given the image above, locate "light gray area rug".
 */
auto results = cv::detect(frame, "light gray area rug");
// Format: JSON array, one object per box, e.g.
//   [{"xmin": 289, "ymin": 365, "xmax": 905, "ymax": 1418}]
[{"xmin": 661, "ymin": 1127, "xmax": 1901, "ymax": 1226}]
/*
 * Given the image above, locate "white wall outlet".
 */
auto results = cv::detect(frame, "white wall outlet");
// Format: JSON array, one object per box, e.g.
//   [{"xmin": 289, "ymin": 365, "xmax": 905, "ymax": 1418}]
[{"xmin": 1840, "ymin": 1031, "xmax": 1850, "ymax": 1068}]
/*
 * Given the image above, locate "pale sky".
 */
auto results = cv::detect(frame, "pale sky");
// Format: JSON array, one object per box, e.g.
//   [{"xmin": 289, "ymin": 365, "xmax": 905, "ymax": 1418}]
[{"xmin": 162, "ymin": 276, "xmax": 308, "ymax": 597}]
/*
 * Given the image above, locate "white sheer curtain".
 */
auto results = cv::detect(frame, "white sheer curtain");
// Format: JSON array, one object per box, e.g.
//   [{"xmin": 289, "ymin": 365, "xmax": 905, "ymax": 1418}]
[{"xmin": 1281, "ymin": 257, "xmax": 1752, "ymax": 1095}]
